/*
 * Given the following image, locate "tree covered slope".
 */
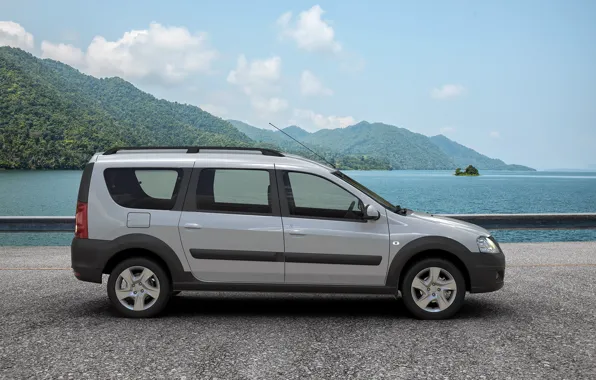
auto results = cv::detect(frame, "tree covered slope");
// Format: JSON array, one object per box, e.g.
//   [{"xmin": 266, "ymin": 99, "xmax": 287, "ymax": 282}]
[
  {"xmin": 0, "ymin": 46, "xmax": 533, "ymax": 171},
  {"xmin": 0, "ymin": 47, "xmax": 251, "ymax": 169},
  {"xmin": 229, "ymin": 120, "xmax": 535, "ymax": 171},
  {"xmin": 429, "ymin": 134, "xmax": 535, "ymax": 171}
]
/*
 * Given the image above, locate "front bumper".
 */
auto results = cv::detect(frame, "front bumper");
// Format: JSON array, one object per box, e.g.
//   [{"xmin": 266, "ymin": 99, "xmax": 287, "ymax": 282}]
[{"xmin": 467, "ymin": 251, "xmax": 506, "ymax": 293}]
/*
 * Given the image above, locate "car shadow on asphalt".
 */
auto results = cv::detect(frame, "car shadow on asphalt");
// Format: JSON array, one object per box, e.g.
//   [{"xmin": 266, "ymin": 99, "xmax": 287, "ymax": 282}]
[{"xmin": 143, "ymin": 293, "xmax": 509, "ymax": 320}]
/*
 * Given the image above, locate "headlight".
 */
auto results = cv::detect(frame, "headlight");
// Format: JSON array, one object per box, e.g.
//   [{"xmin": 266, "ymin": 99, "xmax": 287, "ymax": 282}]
[{"xmin": 477, "ymin": 236, "xmax": 500, "ymax": 253}]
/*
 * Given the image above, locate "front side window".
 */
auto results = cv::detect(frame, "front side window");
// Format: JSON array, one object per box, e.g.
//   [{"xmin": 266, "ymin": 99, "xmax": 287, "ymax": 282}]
[
  {"xmin": 283, "ymin": 171, "xmax": 363, "ymax": 220},
  {"xmin": 332, "ymin": 170, "xmax": 397, "ymax": 212},
  {"xmin": 104, "ymin": 168, "xmax": 183, "ymax": 210},
  {"xmin": 196, "ymin": 169, "xmax": 272, "ymax": 214}
]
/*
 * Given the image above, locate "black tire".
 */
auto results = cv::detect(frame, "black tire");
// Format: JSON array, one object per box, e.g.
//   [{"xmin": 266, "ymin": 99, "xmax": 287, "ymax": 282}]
[
  {"xmin": 401, "ymin": 258, "xmax": 466, "ymax": 320},
  {"xmin": 107, "ymin": 257, "xmax": 171, "ymax": 318}
]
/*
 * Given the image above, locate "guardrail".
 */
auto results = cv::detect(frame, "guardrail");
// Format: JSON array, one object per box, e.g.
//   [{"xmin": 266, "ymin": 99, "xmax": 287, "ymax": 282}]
[{"xmin": 1, "ymin": 213, "xmax": 596, "ymax": 232}]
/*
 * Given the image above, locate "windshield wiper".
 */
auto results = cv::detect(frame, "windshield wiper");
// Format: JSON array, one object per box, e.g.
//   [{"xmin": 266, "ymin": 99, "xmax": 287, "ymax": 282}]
[{"xmin": 394, "ymin": 205, "xmax": 408, "ymax": 215}]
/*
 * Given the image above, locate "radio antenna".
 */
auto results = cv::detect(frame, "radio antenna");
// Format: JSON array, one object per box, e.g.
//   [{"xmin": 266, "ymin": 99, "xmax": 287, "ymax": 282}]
[{"xmin": 268, "ymin": 122, "xmax": 337, "ymax": 169}]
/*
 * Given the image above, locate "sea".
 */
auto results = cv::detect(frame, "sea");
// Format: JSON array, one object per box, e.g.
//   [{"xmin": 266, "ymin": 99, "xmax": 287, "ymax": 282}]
[{"xmin": 1, "ymin": 170, "xmax": 595, "ymax": 246}]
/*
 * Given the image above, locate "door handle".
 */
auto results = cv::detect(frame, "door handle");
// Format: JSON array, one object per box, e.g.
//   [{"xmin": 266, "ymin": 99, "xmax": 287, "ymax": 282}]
[
  {"xmin": 184, "ymin": 223, "xmax": 202, "ymax": 229},
  {"xmin": 288, "ymin": 229, "xmax": 306, "ymax": 236}
]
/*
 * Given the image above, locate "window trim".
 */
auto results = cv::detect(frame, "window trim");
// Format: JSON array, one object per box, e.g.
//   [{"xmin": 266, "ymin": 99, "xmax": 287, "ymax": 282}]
[
  {"xmin": 103, "ymin": 167, "xmax": 190, "ymax": 211},
  {"xmin": 275, "ymin": 170, "xmax": 367, "ymax": 223},
  {"xmin": 183, "ymin": 167, "xmax": 282, "ymax": 217}
]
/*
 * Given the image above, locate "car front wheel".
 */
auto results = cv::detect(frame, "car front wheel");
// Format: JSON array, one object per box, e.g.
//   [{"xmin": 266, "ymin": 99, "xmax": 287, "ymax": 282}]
[
  {"xmin": 401, "ymin": 258, "xmax": 466, "ymax": 320},
  {"xmin": 107, "ymin": 257, "xmax": 171, "ymax": 318}
]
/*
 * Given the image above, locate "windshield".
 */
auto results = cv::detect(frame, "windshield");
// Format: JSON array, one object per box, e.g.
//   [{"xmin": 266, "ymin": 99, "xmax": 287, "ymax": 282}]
[{"xmin": 332, "ymin": 171, "xmax": 397, "ymax": 212}]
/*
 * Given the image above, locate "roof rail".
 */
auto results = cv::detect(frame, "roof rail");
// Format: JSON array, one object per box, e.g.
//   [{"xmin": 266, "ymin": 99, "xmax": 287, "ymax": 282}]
[{"xmin": 102, "ymin": 146, "xmax": 284, "ymax": 157}]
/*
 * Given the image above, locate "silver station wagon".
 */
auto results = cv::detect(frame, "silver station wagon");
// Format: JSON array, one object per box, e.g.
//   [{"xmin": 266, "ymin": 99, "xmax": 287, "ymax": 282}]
[{"xmin": 71, "ymin": 146, "xmax": 505, "ymax": 319}]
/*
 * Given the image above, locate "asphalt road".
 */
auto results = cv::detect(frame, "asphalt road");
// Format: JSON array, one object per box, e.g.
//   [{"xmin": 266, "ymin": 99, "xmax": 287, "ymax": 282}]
[{"xmin": 1, "ymin": 242, "xmax": 595, "ymax": 380}]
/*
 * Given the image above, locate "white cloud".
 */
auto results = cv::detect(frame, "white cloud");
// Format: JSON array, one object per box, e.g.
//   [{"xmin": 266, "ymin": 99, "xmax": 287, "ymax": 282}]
[
  {"xmin": 277, "ymin": 5, "xmax": 341, "ymax": 54},
  {"xmin": 294, "ymin": 109, "xmax": 356, "ymax": 130},
  {"xmin": 300, "ymin": 70, "xmax": 333, "ymax": 96},
  {"xmin": 227, "ymin": 54, "xmax": 282, "ymax": 96},
  {"xmin": 200, "ymin": 104, "xmax": 228, "ymax": 118},
  {"xmin": 440, "ymin": 126, "xmax": 456, "ymax": 134},
  {"xmin": 41, "ymin": 41, "xmax": 84, "ymax": 66},
  {"xmin": 0, "ymin": 21, "xmax": 34, "ymax": 51},
  {"xmin": 227, "ymin": 54, "xmax": 287, "ymax": 116},
  {"xmin": 40, "ymin": 22, "xmax": 218, "ymax": 85},
  {"xmin": 431, "ymin": 84, "xmax": 466, "ymax": 99},
  {"xmin": 490, "ymin": 131, "xmax": 500, "ymax": 139},
  {"xmin": 251, "ymin": 97, "xmax": 289, "ymax": 115}
]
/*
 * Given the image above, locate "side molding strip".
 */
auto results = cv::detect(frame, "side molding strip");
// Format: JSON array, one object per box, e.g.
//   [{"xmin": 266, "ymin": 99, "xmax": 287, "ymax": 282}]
[
  {"xmin": 285, "ymin": 252, "xmax": 382, "ymax": 266},
  {"xmin": 190, "ymin": 249, "xmax": 283, "ymax": 262}
]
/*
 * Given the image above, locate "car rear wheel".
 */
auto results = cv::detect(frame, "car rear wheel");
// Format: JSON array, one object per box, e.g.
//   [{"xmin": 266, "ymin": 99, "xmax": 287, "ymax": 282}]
[
  {"xmin": 107, "ymin": 257, "xmax": 171, "ymax": 318},
  {"xmin": 401, "ymin": 258, "xmax": 466, "ymax": 320}
]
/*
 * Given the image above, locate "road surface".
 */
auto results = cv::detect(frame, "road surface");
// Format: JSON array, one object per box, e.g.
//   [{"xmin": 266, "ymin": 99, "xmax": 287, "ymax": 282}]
[{"xmin": 1, "ymin": 242, "xmax": 595, "ymax": 379}]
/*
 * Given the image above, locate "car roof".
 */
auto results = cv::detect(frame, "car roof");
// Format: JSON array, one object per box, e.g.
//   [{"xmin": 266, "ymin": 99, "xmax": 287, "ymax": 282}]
[{"xmin": 91, "ymin": 148, "xmax": 335, "ymax": 174}]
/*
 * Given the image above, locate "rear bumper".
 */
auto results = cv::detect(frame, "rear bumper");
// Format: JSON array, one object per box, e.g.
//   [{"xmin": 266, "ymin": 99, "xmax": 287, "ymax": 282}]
[
  {"xmin": 467, "ymin": 251, "xmax": 506, "ymax": 293},
  {"xmin": 71, "ymin": 238, "xmax": 106, "ymax": 283}
]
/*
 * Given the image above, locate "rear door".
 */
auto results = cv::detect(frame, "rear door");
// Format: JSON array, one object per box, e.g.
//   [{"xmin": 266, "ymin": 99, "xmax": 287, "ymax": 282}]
[
  {"xmin": 277, "ymin": 170, "xmax": 390, "ymax": 286},
  {"xmin": 178, "ymin": 164, "xmax": 285, "ymax": 283}
]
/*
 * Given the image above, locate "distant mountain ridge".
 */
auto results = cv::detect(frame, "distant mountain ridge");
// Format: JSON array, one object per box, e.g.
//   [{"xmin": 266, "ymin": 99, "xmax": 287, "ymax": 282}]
[
  {"xmin": 429, "ymin": 134, "xmax": 535, "ymax": 171},
  {"xmin": 228, "ymin": 119, "xmax": 535, "ymax": 171},
  {"xmin": 0, "ymin": 46, "xmax": 533, "ymax": 171}
]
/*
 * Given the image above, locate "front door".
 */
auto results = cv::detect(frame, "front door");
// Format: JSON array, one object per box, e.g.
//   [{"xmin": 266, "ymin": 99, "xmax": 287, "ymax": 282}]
[
  {"xmin": 277, "ymin": 170, "xmax": 390, "ymax": 286},
  {"xmin": 178, "ymin": 166, "xmax": 284, "ymax": 283}
]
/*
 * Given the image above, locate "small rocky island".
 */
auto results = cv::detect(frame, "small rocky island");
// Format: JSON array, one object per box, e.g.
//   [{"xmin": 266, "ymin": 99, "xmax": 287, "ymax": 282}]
[{"xmin": 455, "ymin": 165, "xmax": 480, "ymax": 176}]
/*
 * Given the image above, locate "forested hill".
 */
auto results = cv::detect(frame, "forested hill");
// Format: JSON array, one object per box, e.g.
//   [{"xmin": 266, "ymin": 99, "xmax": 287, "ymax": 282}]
[
  {"xmin": 0, "ymin": 47, "xmax": 251, "ymax": 169},
  {"xmin": 0, "ymin": 46, "xmax": 533, "ymax": 171},
  {"xmin": 229, "ymin": 120, "xmax": 535, "ymax": 171},
  {"xmin": 429, "ymin": 134, "xmax": 535, "ymax": 171}
]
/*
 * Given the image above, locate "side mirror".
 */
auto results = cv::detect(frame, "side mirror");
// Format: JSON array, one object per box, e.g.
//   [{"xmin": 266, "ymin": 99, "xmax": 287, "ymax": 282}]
[{"xmin": 363, "ymin": 204, "xmax": 380, "ymax": 220}]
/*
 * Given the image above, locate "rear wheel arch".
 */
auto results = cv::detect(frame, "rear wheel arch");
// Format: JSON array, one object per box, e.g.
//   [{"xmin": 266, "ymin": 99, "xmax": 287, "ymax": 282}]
[
  {"xmin": 386, "ymin": 236, "xmax": 472, "ymax": 291},
  {"xmin": 100, "ymin": 234, "xmax": 187, "ymax": 283},
  {"xmin": 103, "ymin": 248, "xmax": 172, "ymax": 281}
]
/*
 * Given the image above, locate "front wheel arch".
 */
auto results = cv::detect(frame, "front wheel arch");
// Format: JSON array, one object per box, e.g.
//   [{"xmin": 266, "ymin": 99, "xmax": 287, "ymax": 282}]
[
  {"xmin": 397, "ymin": 250, "xmax": 470, "ymax": 292},
  {"xmin": 385, "ymin": 236, "xmax": 473, "ymax": 291}
]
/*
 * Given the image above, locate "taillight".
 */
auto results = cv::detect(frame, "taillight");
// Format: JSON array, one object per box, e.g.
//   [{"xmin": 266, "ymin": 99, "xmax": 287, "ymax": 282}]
[{"xmin": 75, "ymin": 201, "xmax": 88, "ymax": 239}]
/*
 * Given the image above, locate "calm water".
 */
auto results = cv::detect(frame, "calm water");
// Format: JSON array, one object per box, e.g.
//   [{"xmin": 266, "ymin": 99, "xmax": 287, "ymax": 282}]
[{"xmin": 1, "ymin": 170, "xmax": 595, "ymax": 245}]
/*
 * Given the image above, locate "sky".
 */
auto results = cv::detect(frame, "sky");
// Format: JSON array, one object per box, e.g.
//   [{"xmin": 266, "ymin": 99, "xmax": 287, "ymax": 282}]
[{"xmin": 1, "ymin": 0, "xmax": 595, "ymax": 170}]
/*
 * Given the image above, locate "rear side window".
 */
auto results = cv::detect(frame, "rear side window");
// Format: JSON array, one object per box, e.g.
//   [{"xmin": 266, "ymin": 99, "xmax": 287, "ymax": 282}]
[
  {"xmin": 196, "ymin": 169, "xmax": 272, "ymax": 214},
  {"xmin": 104, "ymin": 168, "xmax": 183, "ymax": 210}
]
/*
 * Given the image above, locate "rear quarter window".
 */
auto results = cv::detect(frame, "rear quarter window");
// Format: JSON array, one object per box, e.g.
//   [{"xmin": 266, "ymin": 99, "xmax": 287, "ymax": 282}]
[{"xmin": 103, "ymin": 168, "xmax": 183, "ymax": 210}]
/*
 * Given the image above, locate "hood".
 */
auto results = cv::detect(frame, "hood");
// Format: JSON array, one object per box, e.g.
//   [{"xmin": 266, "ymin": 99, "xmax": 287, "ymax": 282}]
[{"xmin": 406, "ymin": 210, "xmax": 490, "ymax": 236}]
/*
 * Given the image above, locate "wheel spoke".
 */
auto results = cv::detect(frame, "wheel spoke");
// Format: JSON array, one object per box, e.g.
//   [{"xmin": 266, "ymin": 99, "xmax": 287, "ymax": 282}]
[
  {"xmin": 133, "ymin": 294, "xmax": 146, "ymax": 311},
  {"xmin": 139, "ymin": 269, "xmax": 156, "ymax": 287},
  {"xmin": 429, "ymin": 267, "xmax": 441, "ymax": 283},
  {"xmin": 415, "ymin": 294, "xmax": 432, "ymax": 309},
  {"xmin": 144, "ymin": 287, "xmax": 159, "ymax": 299},
  {"xmin": 436, "ymin": 292, "xmax": 449, "ymax": 310},
  {"xmin": 116, "ymin": 289, "xmax": 131, "ymax": 300},
  {"xmin": 437, "ymin": 279, "xmax": 456, "ymax": 291},
  {"xmin": 119, "ymin": 269, "xmax": 134, "ymax": 288},
  {"xmin": 411, "ymin": 277, "xmax": 428, "ymax": 293}
]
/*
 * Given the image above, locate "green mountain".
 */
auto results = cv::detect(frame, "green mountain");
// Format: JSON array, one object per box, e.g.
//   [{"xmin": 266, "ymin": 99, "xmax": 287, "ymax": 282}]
[
  {"xmin": 303, "ymin": 121, "xmax": 455, "ymax": 170},
  {"xmin": 429, "ymin": 134, "xmax": 535, "ymax": 171},
  {"xmin": 229, "ymin": 120, "xmax": 454, "ymax": 170},
  {"xmin": 0, "ymin": 46, "xmax": 533, "ymax": 171},
  {"xmin": 0, "ymin": 47, "xmax": 251, "ymax": 169},
  {"xmin": 227, "ymin": 120, "xmax": 391, "ymax": 170},
  {"xmin": 229, "ymin": 120, "xmax": 535, "ymax": 171}
]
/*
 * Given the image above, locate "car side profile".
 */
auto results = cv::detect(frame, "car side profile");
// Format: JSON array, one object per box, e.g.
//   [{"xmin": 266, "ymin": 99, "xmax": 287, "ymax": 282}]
[{"xmin": 71, "ymin": 146, "xmax": 505, "ymax": 320}]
